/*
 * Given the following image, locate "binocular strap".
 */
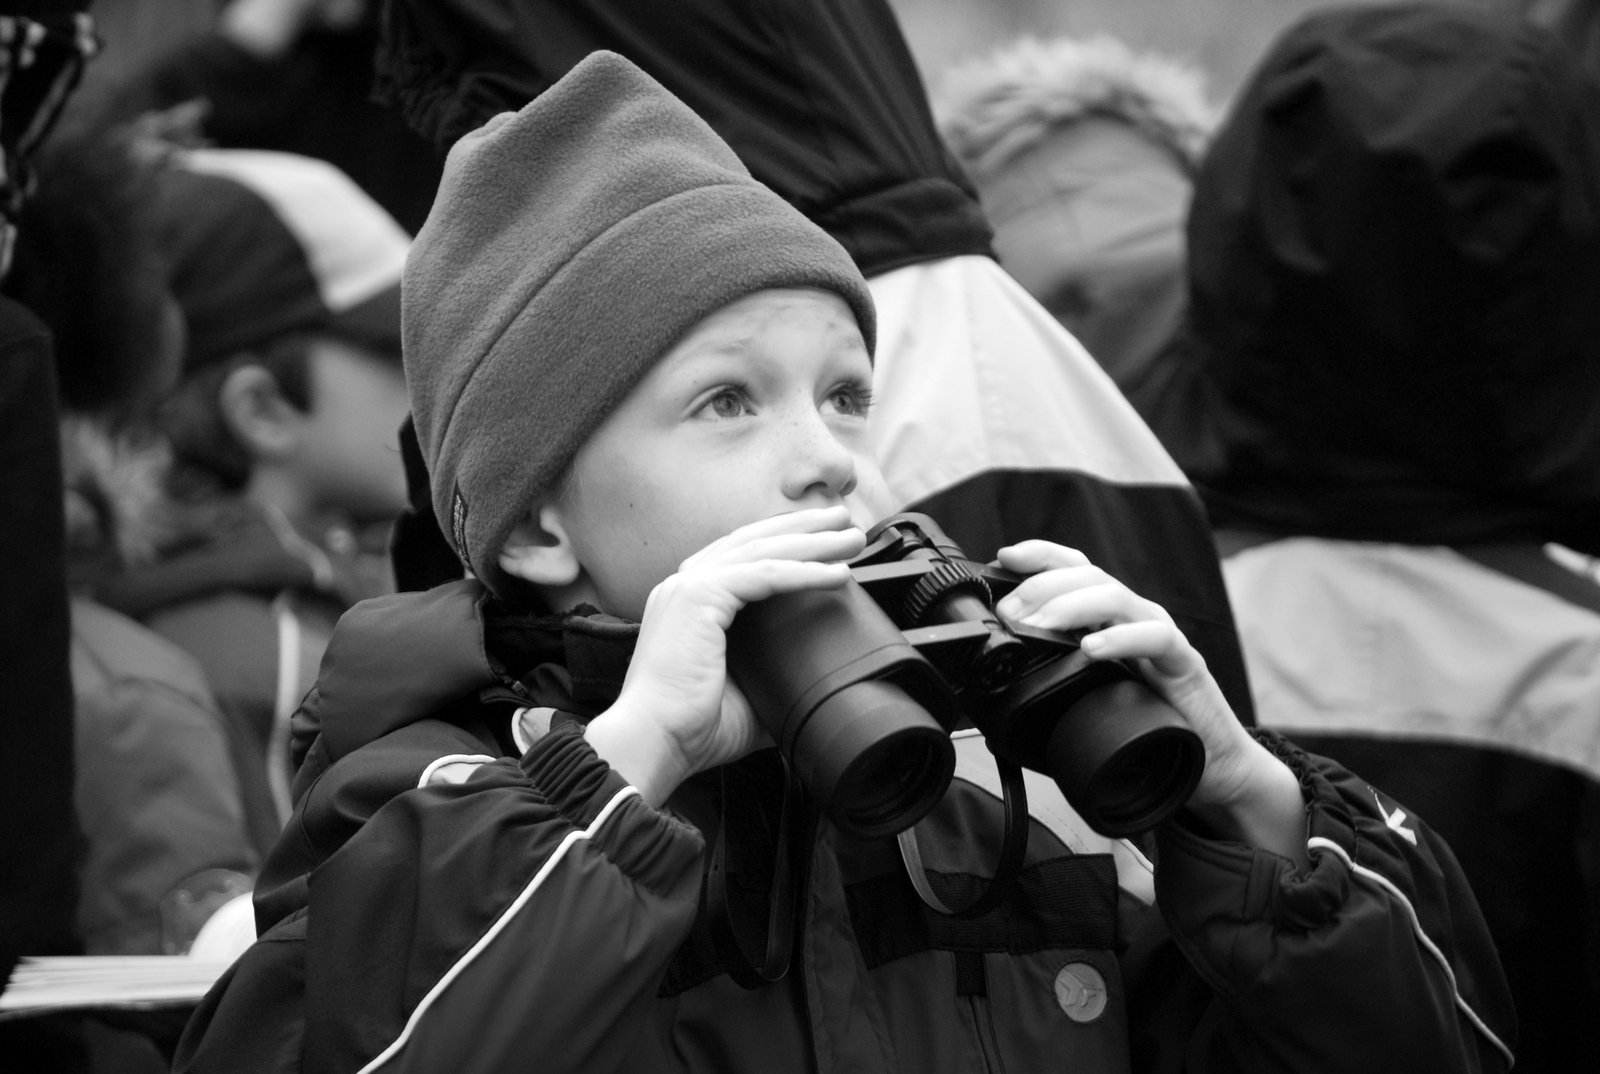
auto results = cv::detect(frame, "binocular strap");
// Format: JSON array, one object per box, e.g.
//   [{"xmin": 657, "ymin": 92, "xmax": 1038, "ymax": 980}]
[
  {"xmin": 895, "ymin": 758, "xmax": 1029, "ymax": 919},
  {"xmin": 705, "ymin": 760, "xmax": 814, "ymax": 988}
]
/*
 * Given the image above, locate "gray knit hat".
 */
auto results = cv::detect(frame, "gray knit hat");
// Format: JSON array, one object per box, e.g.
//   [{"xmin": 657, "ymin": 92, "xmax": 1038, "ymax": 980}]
[{"xmin": 404, "ymin": 50, "xmax": 876, "ymax": 594}]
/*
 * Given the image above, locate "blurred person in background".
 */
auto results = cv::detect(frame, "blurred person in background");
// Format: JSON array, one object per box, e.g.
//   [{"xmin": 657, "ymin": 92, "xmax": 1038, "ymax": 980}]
[
  {"xmin": 933, "ymin": 33, "xmax": 1219, "ymax": 470},
  {"xmin": 1181, "ymin": 4, "xmax": 1600, "ymax": 1069},
  {"xmin": 374, "ymin": 0, "xmax": 1258, "ymax": 728},
  {"xmin": 76, "ymin": 0, "xmax": 441, "ymax": 234},
  {"xmin": 91, "ymin": 146, "xmax": 413, "ymax": 858},
  {"xmin": 0, "ymin": 3, "xmax": 97, "ymax": 1070},
  {"xmin": 5, "ymin": 124, "xmax": 259, "ymax": 1072}
]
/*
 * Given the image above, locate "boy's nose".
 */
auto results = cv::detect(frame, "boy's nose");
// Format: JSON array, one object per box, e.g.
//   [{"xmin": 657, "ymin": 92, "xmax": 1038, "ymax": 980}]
[{"xmin": 782, "ymin": 412, "xmax": 858, "ymax": 502}]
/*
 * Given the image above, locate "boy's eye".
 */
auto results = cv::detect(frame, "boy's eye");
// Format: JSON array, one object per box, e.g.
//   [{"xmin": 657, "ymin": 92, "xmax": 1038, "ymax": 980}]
[
  {"xmin": 824, "ymin": 382, "xmax": 874, "ymax": 418},
  {"xmin": 704, "ymin": 388, "xmax": 750, "ymax": 419}
]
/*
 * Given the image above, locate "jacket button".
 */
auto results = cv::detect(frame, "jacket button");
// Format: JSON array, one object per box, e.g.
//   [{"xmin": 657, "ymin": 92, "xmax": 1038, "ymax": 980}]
[{"xmin": 1053, "ymin": 962, "xmax": 1108, "ymax": 1023}]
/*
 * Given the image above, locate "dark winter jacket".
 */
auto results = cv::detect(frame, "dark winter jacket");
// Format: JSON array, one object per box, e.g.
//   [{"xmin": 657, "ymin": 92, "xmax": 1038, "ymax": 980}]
[
  {"xmin": 58, "ymin": 420, "xmax": 261, "ymax": 956},
  {"xmin": 1221, "ymin": 536, "xmax": 1600, "ymax": 1072},
  {"xmin": 174, "ymin": 579, "xmax": 1514, "ymax": 1073},
  {"xmin": 1185, "ymin": 7, "xmax": 1600, "ymax": 1068},
  {"xmin": 94, "ymin": 500, "xmax": 395, "ymax": 858},
  {"xmin": 69, "ymin": 596, "xmax": 257, "ymax": 955}
]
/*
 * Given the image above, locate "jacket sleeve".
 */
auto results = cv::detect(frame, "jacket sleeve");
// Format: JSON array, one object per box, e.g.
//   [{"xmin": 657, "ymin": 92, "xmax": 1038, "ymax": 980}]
[
  {"xmin": 299, "ymin": 720, "xmax": 706, "ymax": 1074},
  {"xmin": 1129, "ymin": 730, "xmax": 1516, "ymax": 1073}
]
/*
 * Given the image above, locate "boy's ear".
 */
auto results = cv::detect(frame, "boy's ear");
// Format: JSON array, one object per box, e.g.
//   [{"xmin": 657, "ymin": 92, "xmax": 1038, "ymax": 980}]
[
  {"xmin": 499, "ymin": 503, "xmax": 583, "ymax": 586},
  {"xmin": 217, "ymin": 364, "xmax": 301, "ymax": 459}
]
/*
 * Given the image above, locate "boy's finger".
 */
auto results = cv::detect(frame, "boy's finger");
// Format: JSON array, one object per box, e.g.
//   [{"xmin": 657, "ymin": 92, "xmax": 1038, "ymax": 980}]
[
  {"xmin": 718, "ymin": 559, "xmax": 852, "ymax": 605},
  {"xmin": 1006, "ymin": 582, "xmax": 1132, "ymax": 634},
  {"xmin": 1079, "ymin": 619, "xmax": 1183, "ymax": 669},
  {"xmin": 995, "ymin": 565, "xmax": 1113, "ymax": 622},
  {"xmin": 685, "ymin": 508, "xmax": 859, "ymax": 567},
  {"xmin": 994, "ymin": 540, "xmax": 1091, "ymax": 574},
  {"xmin": 734, "ymin": 505, "xmax": 857, "ymax": 540},
  {"xmin": 689, "ymin": 526, "xmax": 865, "ymax": 570}
]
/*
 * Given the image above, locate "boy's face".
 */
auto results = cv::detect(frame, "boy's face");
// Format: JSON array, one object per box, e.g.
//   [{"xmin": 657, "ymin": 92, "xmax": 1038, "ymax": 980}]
[
  {"xmin": 544, "ymin": 288, "xmax": 884, "ymax": 620},
  {"xmin": 983, "ymin": 118, "xmax": 1190, "ymax": 381},
  {"xmin": 294, "ymin": 336, "xmax": 412, "ymax": 522}
]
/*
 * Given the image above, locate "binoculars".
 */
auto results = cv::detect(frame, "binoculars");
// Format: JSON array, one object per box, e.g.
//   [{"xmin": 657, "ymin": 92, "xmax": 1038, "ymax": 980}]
[{"xmin": 726, "ymin": 512, "xmax": 1205, "ymax": 841}]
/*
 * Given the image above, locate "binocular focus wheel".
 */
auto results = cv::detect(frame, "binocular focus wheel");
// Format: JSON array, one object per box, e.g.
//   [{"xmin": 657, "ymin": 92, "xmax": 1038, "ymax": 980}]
[{"xmin": 900, "ymin": 561, "xmax": 992, "ymax": 627}]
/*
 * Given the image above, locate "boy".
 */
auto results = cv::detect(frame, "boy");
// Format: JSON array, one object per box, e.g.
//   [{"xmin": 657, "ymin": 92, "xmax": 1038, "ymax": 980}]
[
  {"xmin": 374, "ymin": 0, "xmax": 1259, "ymax": 725},
  {"xmin": 174, "ymin": 51, "xmax": 1513, "ymax": 1073},
  {"xmin": 92, "ymin": 148, "xmax": 414, "ymax": 852}
]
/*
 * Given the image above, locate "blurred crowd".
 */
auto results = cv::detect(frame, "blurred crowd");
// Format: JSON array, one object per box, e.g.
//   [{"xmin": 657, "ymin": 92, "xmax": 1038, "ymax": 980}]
[{"xmin": 1, "ymin": 0, "xmax": 1596, "ymax": 1071}]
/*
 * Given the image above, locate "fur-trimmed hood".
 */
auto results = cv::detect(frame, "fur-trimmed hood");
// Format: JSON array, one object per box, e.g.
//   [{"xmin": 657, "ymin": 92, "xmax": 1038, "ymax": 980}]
[
  {"xmin": 933, "ymin": 34, "xmax": 1217, "ymax": 181},
  {"xmin": 60, "ymin": 417, "xmax": 390, "ymax": 613},
  {"xmin": 60, "ymin": 415, "xmax": 185, "ymax": 584}
]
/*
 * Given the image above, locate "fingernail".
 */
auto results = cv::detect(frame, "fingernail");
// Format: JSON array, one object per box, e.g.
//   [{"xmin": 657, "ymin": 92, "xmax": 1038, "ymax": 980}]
[{"xmin": 1080, "ymin": 634, "xmax": 1105, "ymax": 655}]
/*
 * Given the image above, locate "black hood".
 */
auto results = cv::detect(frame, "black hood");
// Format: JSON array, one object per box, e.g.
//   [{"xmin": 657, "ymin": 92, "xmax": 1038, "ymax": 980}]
[
  {"xmin": 1184, "ymin": 3, "xmax": 1600, "ymax": 554},
  {"xmin": 374, "ymin": 0, "xmax": 992, "ymax": 276},
  {"xmin": 287, "ymin": 578, "xmax": 640, "ymax": 793}
]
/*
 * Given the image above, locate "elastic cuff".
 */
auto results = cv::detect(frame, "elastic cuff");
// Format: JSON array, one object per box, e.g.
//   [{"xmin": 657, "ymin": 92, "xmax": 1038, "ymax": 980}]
[
  {"xmin": 521, "ymin": 719, "xmax": 705, "ymax": 889},
  {"xmin": 520, "ymin": 718, "xmax": 637, "ymax": 828},
  {"xmin": 1156, "ymin": 731, "xmax": 1357, "ymax": 932}
]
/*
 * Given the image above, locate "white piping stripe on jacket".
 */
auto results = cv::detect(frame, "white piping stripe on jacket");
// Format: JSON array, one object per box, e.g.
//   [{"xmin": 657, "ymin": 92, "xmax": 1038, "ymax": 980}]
[
  {"xmin": 417, "ymin": 754, "xmax": 498, "ymax": 789},
  {"xmin": 1306, "ymin": 835, "xmax": 1514, "ymax": 1068},
  {"xmin": 356, "ymin": 784, "xmax": 642, "ymax": 1074},
  {"xmin": 269, "ymin": 595, "xmax": 301, "ymax": 824}
]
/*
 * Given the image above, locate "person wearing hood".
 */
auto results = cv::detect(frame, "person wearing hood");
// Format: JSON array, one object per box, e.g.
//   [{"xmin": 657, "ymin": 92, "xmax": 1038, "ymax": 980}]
[
  {"xmin": 172, "ymin": 49, "xmax": 1514, "ymax": 1074},
  {"xmin": 1182, "ymin": 4, "xmax": 1600, "ymax": 1069},
  {"xmin": 0, "ymin": 123, "xmax": 261, "ymax": 1069},
  {"xmin": 933, "ymin": 33, "xmax": 1218, "ymax": 467},
  {"xmin": 372, "ymin": 0, "xmax": 1258, "ymax": 727}
]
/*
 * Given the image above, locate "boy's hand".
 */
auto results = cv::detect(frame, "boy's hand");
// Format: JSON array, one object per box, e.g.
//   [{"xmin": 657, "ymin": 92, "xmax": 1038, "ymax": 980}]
[
  {"xmin": 585, "ymin": 506, "xmax": 865, "ymax": 806},
  {"xmin": 993, "ymin": 541, "xmax": 1308, "ymax": 866}
]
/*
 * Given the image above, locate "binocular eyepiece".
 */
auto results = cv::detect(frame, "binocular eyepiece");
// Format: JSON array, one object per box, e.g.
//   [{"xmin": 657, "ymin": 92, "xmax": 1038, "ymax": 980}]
[{"xmin": 726, "ymin": 513, "xmax": 1205, "ymax": 840}]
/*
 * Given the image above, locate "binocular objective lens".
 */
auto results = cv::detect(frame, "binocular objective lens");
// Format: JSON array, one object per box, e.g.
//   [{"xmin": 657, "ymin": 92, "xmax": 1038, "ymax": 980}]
[
  {"xmin": 795, "ymin": 678, "xmax": 956, "ymax": 840},
  {"xmin": 1089, "ymin": 733, "xmax": 1196, "ymax": 832},
  {"xmin": 837, "ymin": 734, "xmax": 951, "ymax": 835}
]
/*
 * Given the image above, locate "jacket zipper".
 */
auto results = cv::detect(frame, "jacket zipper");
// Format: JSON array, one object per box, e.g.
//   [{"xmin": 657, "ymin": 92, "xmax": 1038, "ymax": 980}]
[
  {"xmin": 956, "ymin": 950, "xmax": 1006, "ymax": 1074},
  {"xmin": 968, "ymin": 993, "xmax": 1007, "ymax": 1074}
]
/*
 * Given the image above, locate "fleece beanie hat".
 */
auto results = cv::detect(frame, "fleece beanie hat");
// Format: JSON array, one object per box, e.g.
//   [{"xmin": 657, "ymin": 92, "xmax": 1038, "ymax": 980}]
[{"xmin": 404, "ymin": 49, "xmax": 876, "ymax": 594}]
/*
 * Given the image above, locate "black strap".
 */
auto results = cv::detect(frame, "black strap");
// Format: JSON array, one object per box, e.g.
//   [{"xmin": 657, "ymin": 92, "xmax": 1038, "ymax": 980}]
[
  {"xmin": 705, "ymin": 760, "xmax": 812, "ymax": 988},
  {"xmin": 896, "ymin": 758, "xmax": 1029, "ymax": 919}
]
